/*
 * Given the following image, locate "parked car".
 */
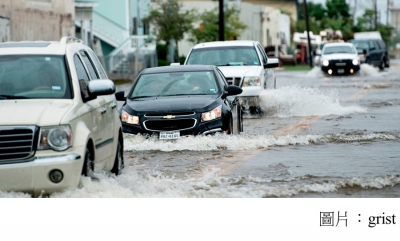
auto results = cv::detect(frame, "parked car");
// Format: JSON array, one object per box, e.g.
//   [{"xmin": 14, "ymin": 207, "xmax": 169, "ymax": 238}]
[
  {"xmin": 115, "ymin": 65, "xmax": 243, "ymax": 139},
  {"xmin": 183, "ymin": 40, "xmax": 279, "ymax": 114},
  {"xmin": 317, "ymin": 42, "xmax": 361, "ymax": 75},
  {"xmin": 0, "ymin": 37, "xmax": 124, "ymax": 196},
  {"xmin": 348, "ymin": 38, "xmax": 390, "ymax": 70}
]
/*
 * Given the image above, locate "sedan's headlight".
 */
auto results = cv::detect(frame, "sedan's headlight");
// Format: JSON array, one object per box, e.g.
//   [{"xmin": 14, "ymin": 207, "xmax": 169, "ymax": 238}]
[
  {"xmin": 322, "ymin": 60, "xmax": 329, "ymax": 66},
  {"xmin": 352, "ymin": 59, "xmax": 360, "ymax": 65},
  {"xmin": 38, "ymin": 125, "xmax": 72, "ymax": 151},
  {"xmin": 242, "ymin": 76, "xmax": 260, "ymax": 87},
  {"xmin": 121, "ymin": 110, "xmax": 139, "ymax": 125},
  {"xmin": 201, "ymin": 106, "xmax": 222, "ymax": 122}
]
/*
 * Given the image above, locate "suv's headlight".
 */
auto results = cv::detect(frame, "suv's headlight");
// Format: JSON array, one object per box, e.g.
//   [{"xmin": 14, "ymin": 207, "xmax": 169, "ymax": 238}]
[
  {"xmin": 352, "ymin": 59, "xmax": 360, "ymax": 65},
  {"xmin": 243, "ymin": 76, "xmax": 260, "ymax": 86},
  {"xmin": 121, "ymin": 110, "xmax": 139, "ymax": 125},
  {"xmin": 201, "ymin": 106, "xmax": 222, "ymax": 122},
  {"xmin": 38, "ymin": 125, "xmax": 72, "ymax": 151},
  {"xmin": 322, "ymin": 60, "xmax": 329, "ymax": 66}
]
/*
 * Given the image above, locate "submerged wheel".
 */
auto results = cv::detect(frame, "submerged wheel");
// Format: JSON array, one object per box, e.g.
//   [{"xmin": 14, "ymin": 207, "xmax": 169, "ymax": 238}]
[
  {"xmin": 111, "ymin": 136, "xmax": 124, "ymax": 175},
  {"xmin": 226, "ymin": 118, "xmax": 233, "ymax": 134},
  {"xmin": 379, "ymin": 60, "xmax": 385, "ymax": 70},
  {"xmin": 82, "ymin": 147, "xmax": 94, "ymax": 177}
]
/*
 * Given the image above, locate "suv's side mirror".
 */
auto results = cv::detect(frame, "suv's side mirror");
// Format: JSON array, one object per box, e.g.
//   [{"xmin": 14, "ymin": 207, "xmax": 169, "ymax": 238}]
[
  {"xmin": 88, "ymin": 79, "xmax": 115, "ymax": 96},
  {"xmin": 264, "ymin": 58, "xmax": 279, "ymax": 68},
  {"xmin": 363, "ymin": 49, "xmax": 367, "ymax": 55}
]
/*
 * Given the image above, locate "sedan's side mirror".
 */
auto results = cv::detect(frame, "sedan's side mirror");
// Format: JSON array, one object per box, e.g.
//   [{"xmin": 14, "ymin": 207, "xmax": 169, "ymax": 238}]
[
  {"xmin": 115, "ymin": 91, "xmax": 126, "ymax": 101},
  {"xmin": 223, "ymin": 85, "xmax": 242, "ymax": 98}
]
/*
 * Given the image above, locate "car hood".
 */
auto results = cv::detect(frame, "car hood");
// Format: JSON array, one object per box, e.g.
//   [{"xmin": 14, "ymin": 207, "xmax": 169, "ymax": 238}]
[
  {"xmin": 0, "ymin": 99, "xmax": 74, "ymax": 126},
  {"xmin": 217, "ymin": 66, "xmax": 261, "ymax": 77},
  {"xmin": 125, "ymin": 95, "xmax": 219, "ymax": 113},
  {"xmin": 321, "ymin": 53, "xmax": 358, "ymax": 60}
]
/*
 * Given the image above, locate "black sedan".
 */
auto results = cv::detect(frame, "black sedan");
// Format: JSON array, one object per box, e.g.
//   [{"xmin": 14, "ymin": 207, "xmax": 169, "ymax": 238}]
[{"xmin": 115, "ymin": 65, "xmax": 243, "ymax": 139}]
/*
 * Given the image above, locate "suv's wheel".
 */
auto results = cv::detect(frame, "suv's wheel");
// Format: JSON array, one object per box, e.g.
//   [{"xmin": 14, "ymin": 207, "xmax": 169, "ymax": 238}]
[
  {"xmin": 82, "ymin": 147, "xmax": 94, "ymax": 177},
  {"xmin": 365, "ymin": 58, "xmax": 370, "ymax": 65},
  {"xmin": 379, "ymin": 60, "xmax": 385, "ymax": 70},
  {"xmin": 111, "ymin": 136, "xmax": 124, "ymax": 175}
]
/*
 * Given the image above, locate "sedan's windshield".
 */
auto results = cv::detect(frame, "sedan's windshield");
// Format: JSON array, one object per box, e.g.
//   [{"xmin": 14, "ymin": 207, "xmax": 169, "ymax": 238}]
[
  {"xmin": 186, "ymin": 46, "xmax": 260, "ymax": 66},
  {"xmin": 0, "ymin": 55, "xmax": 71, "ymax": 99},
  {"xmin": 130, "ymin": 71, "xmax": 220, "ymax": 98},
  {"xmin": 323, "ymin": 46, "xmax": 357, "ymax": 55}
]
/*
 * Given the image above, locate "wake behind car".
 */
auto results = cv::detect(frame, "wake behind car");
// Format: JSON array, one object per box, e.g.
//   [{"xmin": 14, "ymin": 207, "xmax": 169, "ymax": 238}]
[
  {"xmin": 183, "ymin": 40, "xmax": 279, "ymax": 114},
  {"xmin": 0, "ymin": 37, "xmax": 124, "ymax": 196},
  {"xmin": 115, "ymin": 65, "xmax": 243, "ymax": 139},
  {"xmin": 318, "ymin": 42, "xmax": 361, "ymax": 75}
]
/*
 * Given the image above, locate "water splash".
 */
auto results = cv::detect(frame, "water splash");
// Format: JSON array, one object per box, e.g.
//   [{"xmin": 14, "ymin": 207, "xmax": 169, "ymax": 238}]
[{"xmin": 259, "ymin": 85, "xmax": 367, "ymax": 117}]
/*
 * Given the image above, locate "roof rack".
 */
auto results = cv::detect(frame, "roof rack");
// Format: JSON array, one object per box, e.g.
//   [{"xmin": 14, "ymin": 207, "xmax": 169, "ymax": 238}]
[{"xmin": 60, "ymin": 36, "xmax": 84, "ymax": 44}]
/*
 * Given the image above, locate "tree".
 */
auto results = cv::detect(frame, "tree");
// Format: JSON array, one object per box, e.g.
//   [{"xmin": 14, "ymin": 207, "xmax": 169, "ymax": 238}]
[
  {"xmin": 188, "ymin": 5, "xmax": 247, "ymax": 44},
  {"xmin": 142, "ymin": 0, "xmax": 196, "ymax": 61}
]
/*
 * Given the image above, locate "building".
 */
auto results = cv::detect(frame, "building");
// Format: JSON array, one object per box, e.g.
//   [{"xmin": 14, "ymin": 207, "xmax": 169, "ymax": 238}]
[{"xmin": 0, "ymin": 0, "xmax": 75, "ymax": 42}]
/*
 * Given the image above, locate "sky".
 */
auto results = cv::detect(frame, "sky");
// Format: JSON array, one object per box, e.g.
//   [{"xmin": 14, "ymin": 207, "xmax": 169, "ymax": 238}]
[{"xmin": 307, "ymin": 0, "xmax": 400, "ymax": 25}]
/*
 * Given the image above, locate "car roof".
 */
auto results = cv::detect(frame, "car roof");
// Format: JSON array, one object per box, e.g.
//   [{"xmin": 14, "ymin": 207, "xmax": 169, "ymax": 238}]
[
  {"xmin": 0, "ymin": 37, "xmax": 87, "ymax": 55},
  {"xmin": 191, "ymin": 40, "xmax": 258, "ymax": 49},
  {"xmin": 141, "ymin": 65, "xmax": 216, "ymax": 74}
]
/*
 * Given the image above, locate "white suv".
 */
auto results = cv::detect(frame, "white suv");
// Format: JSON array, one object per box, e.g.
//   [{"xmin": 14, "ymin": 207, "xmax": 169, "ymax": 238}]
[
  {"xmin": 184, "ymin": 40, "xmax": 279, "ymax": 114},
  {"xmin": 0, "ymin": 37, "xmax": 124, "ymax": 196}
]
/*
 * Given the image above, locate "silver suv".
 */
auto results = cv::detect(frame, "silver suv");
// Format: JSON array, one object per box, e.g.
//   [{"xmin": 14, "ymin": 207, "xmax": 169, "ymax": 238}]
[{"xmin": 0, "ymin": 37, "xmax": 124, "ymax": 196}]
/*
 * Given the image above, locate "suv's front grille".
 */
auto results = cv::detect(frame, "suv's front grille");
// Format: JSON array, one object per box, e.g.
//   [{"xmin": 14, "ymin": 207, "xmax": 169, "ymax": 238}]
[
  {"xmin": 225, "ymin": 77, "xmax": 241, "ymax": 86},
  {"xmin": 0, "ymin": 126, "xmax": 37, "ymax": 163}
]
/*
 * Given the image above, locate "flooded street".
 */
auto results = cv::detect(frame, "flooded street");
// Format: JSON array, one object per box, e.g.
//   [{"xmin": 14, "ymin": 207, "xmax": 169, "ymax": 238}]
[{"xmin": 2, "ymin": 63, "xmax": 399, "ymax": 198}]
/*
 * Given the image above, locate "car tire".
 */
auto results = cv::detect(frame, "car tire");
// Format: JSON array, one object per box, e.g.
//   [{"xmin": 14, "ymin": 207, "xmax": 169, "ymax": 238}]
[
  {"xmin": 82, "ymin": 147, "xmax": 94, "ymax": 177},
  {"xmin": 365, "ymin": 58, "xmax": 370, "ymax": 65},
  {"xmin": 238, "ymin": 106, "xmax": 243, "ymax": 133},
  {"xmin": 227, "ymin": 117, "xmax": 233, "ymax": 135},
  {"xmin": 111, "ymin": 135, "xmax": 124, "ymax": 176},
  {"xmin": 379, "ymin": 60, "xmax": 385, "ymax": 70}
]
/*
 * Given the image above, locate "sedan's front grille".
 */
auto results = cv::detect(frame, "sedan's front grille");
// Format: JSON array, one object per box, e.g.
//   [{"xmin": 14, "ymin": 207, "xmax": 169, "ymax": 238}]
[
  {"xmin": 144, "ymin": 119, "xmax": 196, "ymax": 131},
  {"xmin": 0, "ymin": 126, "xmax": 37, "ymax": 163},
  {"xmin": 225, "ymin": 77, "xmax": 241, "ymax": 86}
]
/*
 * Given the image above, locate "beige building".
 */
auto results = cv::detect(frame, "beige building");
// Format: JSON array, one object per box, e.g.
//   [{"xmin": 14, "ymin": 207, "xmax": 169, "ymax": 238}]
[{"xmin": 0, "ymin": 0, "xmax": 75, "ymax": 42}]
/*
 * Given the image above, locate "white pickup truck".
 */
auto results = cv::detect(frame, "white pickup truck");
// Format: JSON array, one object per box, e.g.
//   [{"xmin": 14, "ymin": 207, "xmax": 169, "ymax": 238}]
[{"xmin": 184, "ymin": 40, "xmax": 279, "ymax": 114}]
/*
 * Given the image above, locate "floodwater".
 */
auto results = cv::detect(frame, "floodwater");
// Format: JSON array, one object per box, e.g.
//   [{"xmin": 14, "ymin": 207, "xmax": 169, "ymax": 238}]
[{"xmin": 1, "ymin": 63, "xmax": 399, "ymax": 198}]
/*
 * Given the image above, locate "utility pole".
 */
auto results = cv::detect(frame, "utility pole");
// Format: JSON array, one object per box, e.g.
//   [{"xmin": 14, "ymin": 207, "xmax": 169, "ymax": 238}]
[
  {"xmin": 218, "ymin": 0, "xmax": 224, "ymax": 41},
  {"xmin": 373, "ymin": 0, "xmax": 378, "ymax": 29},
  {"xmin": 387, "ymin": 0, "xmax": 389, "ymax": 25},
  {"xmin": 303, "ymin": 0, "xmax": 313, "ymax": 68}
]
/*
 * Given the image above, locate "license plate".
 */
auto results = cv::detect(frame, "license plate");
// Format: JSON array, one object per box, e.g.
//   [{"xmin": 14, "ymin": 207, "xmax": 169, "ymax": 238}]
[
  {"xmin": 159, "ymin": 131, "xmax": 180, "ymax": 139},
  {"xmin": 337, "ymin": 69, "xmax": 345, "ymax": 74}
]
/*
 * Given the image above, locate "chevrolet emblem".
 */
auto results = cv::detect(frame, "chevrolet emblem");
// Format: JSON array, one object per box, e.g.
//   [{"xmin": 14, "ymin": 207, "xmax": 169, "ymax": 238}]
[{"xmin": 163, "ymin": 115, "xmax": 175, "ymax": 119}]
